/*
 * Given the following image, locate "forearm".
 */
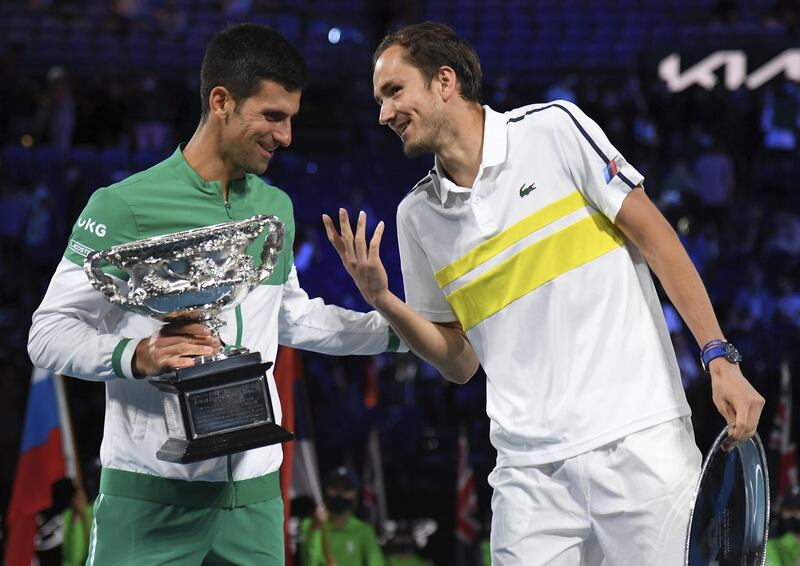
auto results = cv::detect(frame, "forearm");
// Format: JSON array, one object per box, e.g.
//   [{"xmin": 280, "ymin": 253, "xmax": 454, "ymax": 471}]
[
  {"xmin": 28, "ymin": 258, "xmax": 138, "ymax": 381},
  {"xmin": 374, "ymin": 292, "xmax": 479, "ymax": 384},
  {"xmin": 279, "ymin": 266, "xmax": 404, "ymax": 355}
]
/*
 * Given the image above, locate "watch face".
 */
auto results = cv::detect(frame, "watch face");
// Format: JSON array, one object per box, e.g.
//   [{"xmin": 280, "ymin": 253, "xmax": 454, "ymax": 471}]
[{"xmin": 724, "ymin": 343, "xmax": 743, "ymax": 364}]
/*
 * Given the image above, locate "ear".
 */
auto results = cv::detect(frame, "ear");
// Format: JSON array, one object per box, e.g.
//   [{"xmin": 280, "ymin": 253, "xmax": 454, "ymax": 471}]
[
  {"xmin": 209, "ymin": 86, "xmax": 235, "ymax": 118},
  {"xmin": 437, "ymin": 66, "xmax": 459, "ymax": 101}
]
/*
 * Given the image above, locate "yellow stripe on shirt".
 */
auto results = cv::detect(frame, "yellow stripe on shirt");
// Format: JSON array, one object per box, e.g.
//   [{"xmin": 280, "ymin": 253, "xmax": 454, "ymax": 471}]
[
  {"xmin": 434, "ymin": 191, "xmax": 590, "ymax": 289},
  {"xmin": 446, "ymin": 212, "xmax": 625, "ymax": 330}
]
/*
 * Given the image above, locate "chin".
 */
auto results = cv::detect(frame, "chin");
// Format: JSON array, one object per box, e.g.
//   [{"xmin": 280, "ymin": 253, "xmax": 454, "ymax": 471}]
[
  {"xmin": 403, "ymin": 140, "xmax": 433, "ymax": 158},
  {"xmin": 247, "ymin": 160, "xmax": 270, "ymax": 175}
]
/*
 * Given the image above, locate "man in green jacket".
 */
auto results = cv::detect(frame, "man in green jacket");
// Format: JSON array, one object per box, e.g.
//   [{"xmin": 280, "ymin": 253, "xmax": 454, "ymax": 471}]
[{"xmin": 29, "ymin": 24, "xmax": 402, "ymax": 566}]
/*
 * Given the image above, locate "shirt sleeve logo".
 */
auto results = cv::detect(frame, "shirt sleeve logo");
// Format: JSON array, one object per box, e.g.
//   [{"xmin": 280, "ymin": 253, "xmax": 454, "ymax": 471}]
[
  {"xmin": 603, "ymin": 157, "xmax": 624, "ymax": 184},
  {"xmin": 76, "ymin": 217, "xmax": 107, "ymax": 237},
  {"xmin": 68, "ymin": 239, "xmax": 94, "ymax": 258}
]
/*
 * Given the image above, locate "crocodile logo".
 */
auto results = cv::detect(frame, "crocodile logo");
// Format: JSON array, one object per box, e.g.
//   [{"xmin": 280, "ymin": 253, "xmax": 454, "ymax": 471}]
[{"xmin": 519, "ymin": 182, "xmax": 536, "ymax": 197}]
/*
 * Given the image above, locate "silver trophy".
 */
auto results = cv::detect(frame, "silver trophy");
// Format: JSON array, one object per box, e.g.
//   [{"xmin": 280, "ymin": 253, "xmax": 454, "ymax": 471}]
[{"xmin": 85, "ymin": 215, "xmax": 294, "ymax": 463}]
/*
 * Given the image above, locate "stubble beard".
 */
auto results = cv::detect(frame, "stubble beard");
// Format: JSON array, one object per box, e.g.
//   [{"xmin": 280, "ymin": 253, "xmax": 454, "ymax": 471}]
[{"xmin": 402, "ymin": 109, "xmax": 449, "ymax": 158}]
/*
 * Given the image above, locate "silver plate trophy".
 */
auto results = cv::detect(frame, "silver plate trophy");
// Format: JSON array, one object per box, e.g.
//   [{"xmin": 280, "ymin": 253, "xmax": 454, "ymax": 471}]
[
  {"xmin": 685, "ymin": 427, "xmax": 770, "ymax": 566},
  {"xmin": 85, "ymin": 215, "xmax": 294, "ymax": 464}
]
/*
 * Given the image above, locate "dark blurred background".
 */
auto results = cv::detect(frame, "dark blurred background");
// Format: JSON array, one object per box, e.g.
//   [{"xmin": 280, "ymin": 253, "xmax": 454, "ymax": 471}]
[{"xmin": 1, "ymin": 0, "xmax": 800, "ymax": 564}]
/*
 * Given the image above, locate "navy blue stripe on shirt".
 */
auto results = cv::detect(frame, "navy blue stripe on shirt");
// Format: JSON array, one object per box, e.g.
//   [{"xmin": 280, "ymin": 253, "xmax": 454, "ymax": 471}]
[{"xmin": 508, "ymin": 103, "xmax": 637, "ymax": 189}]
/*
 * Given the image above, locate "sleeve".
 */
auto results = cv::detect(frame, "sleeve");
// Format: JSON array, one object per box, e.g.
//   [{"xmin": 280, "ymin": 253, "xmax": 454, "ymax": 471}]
[
  {"xmin": 363, "ymin": 525, "xmax": 386, "ymax": 566},
  {"xmin": 28, "ymin": 258, "xmax": 141, "ymax": 381},
  {"xmin": 299, "ymin": 518, "xmax": 326, "ymax": 566},
  {"xmin": 549, "ymin": 99, "xmax": 644, "ymax": 222},
  {"xmin": 277, "ymin": 265, "xmax": 407, "ymax": 354},
  {"xmin": 396, "ymin": 201, "xmax": 457, "ymax": 323},
  {"xmin": 63, "ymin": 186, "xmax": 140, "ymax": 279}
]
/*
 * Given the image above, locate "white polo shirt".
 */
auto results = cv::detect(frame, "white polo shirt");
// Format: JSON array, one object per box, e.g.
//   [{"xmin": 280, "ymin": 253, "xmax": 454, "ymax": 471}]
[{"xmin": 396, "ymin": 100, "xmax": 691, "ymax": 467}]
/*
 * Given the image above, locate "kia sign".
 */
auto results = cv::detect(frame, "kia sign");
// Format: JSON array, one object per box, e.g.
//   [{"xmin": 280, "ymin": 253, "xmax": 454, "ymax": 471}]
[{"xmin": 659, "ymin": 49, "xmax": 800, "ymax": 92}]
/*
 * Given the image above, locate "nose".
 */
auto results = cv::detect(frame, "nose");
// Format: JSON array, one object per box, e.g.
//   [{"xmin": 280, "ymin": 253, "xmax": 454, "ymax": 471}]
[
  {"xmin": 378, "ymin": 100, "xmax": 394, "ymax": 126},
  {"xmin": 273, "ymin": 119, "xmax": 292, "ymax": 148}
]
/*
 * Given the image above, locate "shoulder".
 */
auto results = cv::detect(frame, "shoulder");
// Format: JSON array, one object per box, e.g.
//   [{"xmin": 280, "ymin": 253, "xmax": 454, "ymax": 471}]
[
  {"xmin": 347, "ymin": 516, "xmax": 377, "ymax": 535},
  {"xmin": 245, "ymin": 175, "xmax": 294, "ymax": 214},
  {"xmin": 506, "ymin": 100, "xmax": 589, "ymax": 131}
]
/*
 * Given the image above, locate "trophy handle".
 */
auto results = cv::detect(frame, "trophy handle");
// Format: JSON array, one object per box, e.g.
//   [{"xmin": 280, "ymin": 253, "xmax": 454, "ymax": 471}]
[
  {"xmin": 84, "ymin": 250, "xmax": 131, "ymax": 307},
  {"xmin": 254, "ymin": 216, "xmax": 285, "ymax": 283}
]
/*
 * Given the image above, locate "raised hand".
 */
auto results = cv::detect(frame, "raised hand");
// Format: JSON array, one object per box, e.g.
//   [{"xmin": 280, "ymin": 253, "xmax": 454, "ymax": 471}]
[{"xmin": 322, "ymin": 208, "xmax": 389, "ymax": 308}]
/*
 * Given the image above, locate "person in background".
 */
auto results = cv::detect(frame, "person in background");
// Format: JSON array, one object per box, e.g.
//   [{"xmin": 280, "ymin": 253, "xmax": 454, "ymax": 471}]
[
  {"xmin": 766, "ymin": 487, "xmax": 800, "ymax": 566},
  {"xmin": 300, "ymin": 467, "xmax": 385, "ymax": 566}
]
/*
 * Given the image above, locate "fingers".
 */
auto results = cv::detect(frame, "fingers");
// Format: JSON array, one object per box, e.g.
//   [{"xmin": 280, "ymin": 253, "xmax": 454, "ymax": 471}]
[
  {"xmin": 160, "ymin": 320, "xmax": 213, "ymax": 337},
  {"xmin": 322, "ymin": 214, "xmax": 346, "ymax": 257},
  {"xmin": 717, "ymin": 393, "xmax": 765, "ymax": 451},
  {"xmin": 355, "ymin": 211, "xmax": 368, "ymax": 262},
  {"xmin": 369, "ymin": 221, "xmax": 384, "ymax": 260}
]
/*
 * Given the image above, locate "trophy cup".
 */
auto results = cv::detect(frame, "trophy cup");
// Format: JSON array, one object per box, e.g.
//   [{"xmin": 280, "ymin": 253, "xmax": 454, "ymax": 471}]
[{"xmin": 84, "ymin": 215, "xmax": 294, "ymax": 464}]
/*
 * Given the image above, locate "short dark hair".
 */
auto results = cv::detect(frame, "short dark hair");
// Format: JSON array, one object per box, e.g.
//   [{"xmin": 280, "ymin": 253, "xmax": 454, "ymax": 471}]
[
  {"xmin": 200, "ymin": 23, "xmax": 309, "ymax": 120},
  {"xmin": 373, "ymin": 21, "xmax": 482, "ymax": 104}
]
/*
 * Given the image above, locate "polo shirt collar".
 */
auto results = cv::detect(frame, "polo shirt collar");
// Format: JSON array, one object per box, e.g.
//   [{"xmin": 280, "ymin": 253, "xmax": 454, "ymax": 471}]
[
  {"xmin": 166, "ymin": 144, "xmax": 248, "ymax": 195},
  {"xmin": 427, "ymin": 105, "xmax": 508, "ymax": 205}
]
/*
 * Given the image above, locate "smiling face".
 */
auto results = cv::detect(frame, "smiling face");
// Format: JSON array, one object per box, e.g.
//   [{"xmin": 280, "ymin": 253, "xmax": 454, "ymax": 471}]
[
  {"xmin": 373, "ymin": 45, "xmax": 449, "ymax": 157},
  {"xmin": 218, "ymin": 79, "xmax": 301, "ymax": 177}
]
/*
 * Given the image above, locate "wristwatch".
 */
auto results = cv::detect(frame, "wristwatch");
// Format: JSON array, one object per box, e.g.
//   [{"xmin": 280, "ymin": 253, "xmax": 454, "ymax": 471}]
[{"xmin": 700, "ymin": 340, "xmax": 743, "ymax": 372}]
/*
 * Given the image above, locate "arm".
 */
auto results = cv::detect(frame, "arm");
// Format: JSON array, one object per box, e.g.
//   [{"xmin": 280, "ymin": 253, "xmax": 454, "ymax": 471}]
[
  {"xmin": 614, "ymin": 187, "xmax": 765, "ymax": 445},
  {"xmin": 300, "ymin": 516, "xmax": 330, "ymax": 566},
  {"xmin": 363, "ymin": 524, "xmax": 386, "ymax": 566},
  {"xmin": 29, "ymin": 259, "xmax": 220, "ymax": 380},
  {"xmin": 322, "ymin": 209, "xmax": 479, "ymax": 384},
  {"xmin": 277, "ymin": 265, "xmax": 405, "ymax": 356}
]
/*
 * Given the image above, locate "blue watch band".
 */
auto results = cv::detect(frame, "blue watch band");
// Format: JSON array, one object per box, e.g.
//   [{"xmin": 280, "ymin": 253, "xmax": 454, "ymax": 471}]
[
  {"xmin": 701, "ymin": 344, "xmax": 728, "ymax": 372},
  {"xmin": 700, "ymin": 340, "xmax": 742, "ymax": 372}
]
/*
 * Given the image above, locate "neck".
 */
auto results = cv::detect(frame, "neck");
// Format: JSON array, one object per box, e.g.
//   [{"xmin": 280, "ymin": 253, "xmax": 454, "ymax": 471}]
[
  {"xmin": 183, "ymin": 120, "xmax": 241, "ymax": 201},
  {"xmin": 330, "ymin": 513, "xmax": 349, "ymax": 529},
  {"xmin": 436, "ymin": 104, "xmax": 484, "ymax": 189}
]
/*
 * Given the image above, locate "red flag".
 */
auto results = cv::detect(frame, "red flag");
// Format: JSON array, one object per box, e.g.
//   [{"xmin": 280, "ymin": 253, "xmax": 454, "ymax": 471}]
[
  {"xmin": 363, "ymin": 357, "xmax": 379, "ymax": 409},
  {"xmin": 455, "ymin": 426, "xmax": 479, "ymax": 545},
  {"xmin": 4, "ymin": 369, "xmax": 71, "ymax": 566},
  {"xmin": 276, "ymin": 346, "xmax": 303, "ymax": 566},
  {"xmin": 769, "ymin": 360, "xmax": 798, "ymax": 499}
]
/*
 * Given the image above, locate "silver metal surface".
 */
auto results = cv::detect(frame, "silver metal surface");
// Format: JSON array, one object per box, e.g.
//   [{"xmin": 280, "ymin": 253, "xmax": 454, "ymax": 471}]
[
  {"xmin": 84, "ymin": 215, "xmax": 284, "ymax": 333},
  {"xmin": 685, "ymin": 427, "xmax": 770, "ymax": 566}
]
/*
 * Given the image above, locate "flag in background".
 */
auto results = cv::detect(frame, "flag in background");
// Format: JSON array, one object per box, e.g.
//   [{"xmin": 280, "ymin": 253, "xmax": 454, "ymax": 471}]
[
  {"xmin": 455, "ymin": 425, "xmax": 480, "ymax": 564},
  {"xmin": 276, "ymin": 347, "xmax": 323, "ymax": 566},
  {"xmin": 3, "ymin": 368, "xmax": 75, "ymax": 566},
  {"xmin": 769, "ymin": 360, "xmax": 798, "ymax": 500},
  {"xmin": 362, "ymin": 427, "xmax": 388, "ymax": 536},
  {"xmin": 363, "ymin": 357, "xmax": 379, "ymax": 410}
]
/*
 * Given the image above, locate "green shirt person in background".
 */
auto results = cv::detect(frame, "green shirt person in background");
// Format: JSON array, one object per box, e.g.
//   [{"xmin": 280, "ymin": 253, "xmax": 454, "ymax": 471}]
[
  {"xmin": 766, "ymin": 487, "xmax": 800, "ymax": 566},
  {"xmin": 61, "ymin": 488, "xmax": 93, "ymax": 566},
  {"xmin": 300, "ymin": 467, "xmax": 384, "ymax": 566}
]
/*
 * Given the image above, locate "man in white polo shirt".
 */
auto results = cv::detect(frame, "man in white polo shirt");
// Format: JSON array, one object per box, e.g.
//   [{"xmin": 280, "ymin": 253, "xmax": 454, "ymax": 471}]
[{"xmin": 323, "ymin": 21, "xmax": 765, "ymax": 566}]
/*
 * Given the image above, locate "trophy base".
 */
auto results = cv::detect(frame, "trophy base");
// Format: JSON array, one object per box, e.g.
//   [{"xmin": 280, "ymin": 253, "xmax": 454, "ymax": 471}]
[
  {"xmin": 150, "ymin": 351, "xmax": 294, "ymax": 464},
  {"xmin": 157, "ymin": 422, "xmax": 294, "ymax": 464}
]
